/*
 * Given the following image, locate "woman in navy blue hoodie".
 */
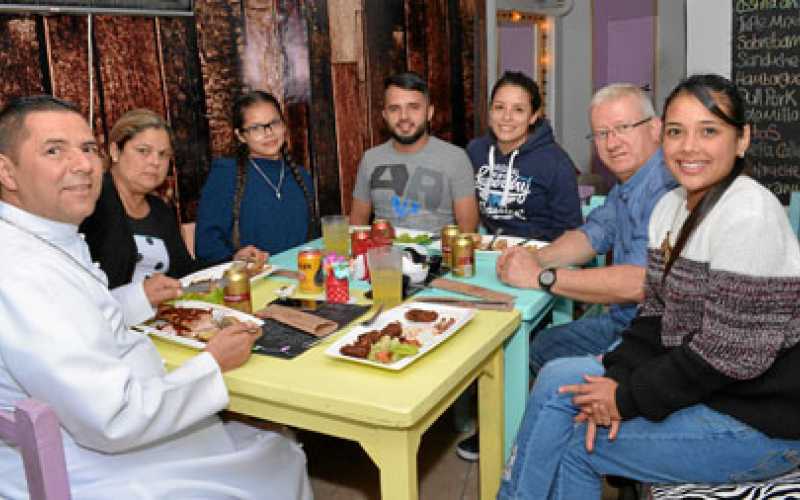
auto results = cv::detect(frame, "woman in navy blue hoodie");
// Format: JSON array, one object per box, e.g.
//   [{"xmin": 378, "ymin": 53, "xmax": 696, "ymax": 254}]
[{"xmin": 468, "ymin": 71, "xmax": 582, "ymax": 241}]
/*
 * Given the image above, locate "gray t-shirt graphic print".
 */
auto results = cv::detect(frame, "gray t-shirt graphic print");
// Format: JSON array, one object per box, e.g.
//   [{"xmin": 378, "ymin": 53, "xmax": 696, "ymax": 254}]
[{"xmin": 352, "ymin": 136, "xmax": 475, "ymax": 232}]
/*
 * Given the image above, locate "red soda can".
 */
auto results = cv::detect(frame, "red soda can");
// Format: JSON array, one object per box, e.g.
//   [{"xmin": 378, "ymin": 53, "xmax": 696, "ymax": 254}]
[
  {"xmin": 351, "ymin": 229, "xmax": 372, "ymax": 257},
  {"xmin": 351, "ymin": 229, "xmax": 372, "ymax": 281},
  {"xmin": 371, "ymin": 218, "xmax": 395, "ymax": 247}
]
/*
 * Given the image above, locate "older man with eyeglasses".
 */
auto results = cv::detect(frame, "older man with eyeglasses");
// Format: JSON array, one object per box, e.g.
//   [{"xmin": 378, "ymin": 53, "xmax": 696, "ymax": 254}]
[{"xmin": 496, "ymin": 83, "xmax": 678, "ymax": 378}]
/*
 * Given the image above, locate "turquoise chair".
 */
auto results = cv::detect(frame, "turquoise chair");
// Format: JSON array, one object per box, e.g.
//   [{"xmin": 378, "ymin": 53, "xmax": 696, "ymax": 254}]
[{"xmin": 789, "ymin": 192, "xmax": 800, "ymax": 238}]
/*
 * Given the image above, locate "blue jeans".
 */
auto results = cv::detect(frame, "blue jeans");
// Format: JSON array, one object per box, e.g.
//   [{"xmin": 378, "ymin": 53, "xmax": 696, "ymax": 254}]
[
  {"xmin": 530, "ymin": 313, "xmax": 627, "ymax": 375},
  {"xmin": 497, "ymin": 356, "xmax": 800, "ymax": 500}
]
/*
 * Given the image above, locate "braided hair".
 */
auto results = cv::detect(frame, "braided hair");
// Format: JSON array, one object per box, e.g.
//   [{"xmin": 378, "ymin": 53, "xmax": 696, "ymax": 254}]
[
  {"xmin": 661, "ymin": 74, "xmax": 749, "ymax": 279},
  {"xmin": 230, "ymin": 91, "xmax": 317, "ymax": 248}
]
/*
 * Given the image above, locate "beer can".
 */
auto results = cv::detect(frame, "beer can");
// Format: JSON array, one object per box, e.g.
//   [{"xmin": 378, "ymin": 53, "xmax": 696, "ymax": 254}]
[
  {"xmin": 371, "ymin": 218, "xmax": 395, "ymax": 247},
  {"xmin": 297, "ymin": 247, "xmax": 324, "ymax": 294},
  {"xmin": 452, "ymin": 234, "xmax": 475, "ymax": 278},
  {"xmin": 440, "ymin": 224, "xmax": 460, "ymax": 269},
  {"xmin": 223, "ymin": 261, "xmax": 252, "ymax": 313}
]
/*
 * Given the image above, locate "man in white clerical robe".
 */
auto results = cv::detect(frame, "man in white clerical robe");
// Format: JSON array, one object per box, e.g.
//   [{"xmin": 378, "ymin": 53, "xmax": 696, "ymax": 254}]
[{"xmin": 0, "ymin": 96, "xmax": 312, "ymax": 499}]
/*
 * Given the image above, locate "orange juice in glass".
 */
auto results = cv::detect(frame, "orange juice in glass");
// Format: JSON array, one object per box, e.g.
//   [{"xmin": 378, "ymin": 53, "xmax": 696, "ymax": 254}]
[
  {"xmin": 321, "ymin": 215, "xmax": 350, "ymax": 257},
  {"xmin": 368, "ymin": 246, "xmax": 403, "ymax": 308}
]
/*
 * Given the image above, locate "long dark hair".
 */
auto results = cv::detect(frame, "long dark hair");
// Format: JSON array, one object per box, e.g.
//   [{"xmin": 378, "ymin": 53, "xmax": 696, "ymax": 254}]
[
  {"xmin": 489, "ymin": 71, "xmax": 543, "ymax": 138},
  {"xmin": 662, "ymin": 74, "xmax": 749, "ymax": 278},
  {"xmin": 230, "ymin": 90, "xmax": 317, "ymax": 248}
]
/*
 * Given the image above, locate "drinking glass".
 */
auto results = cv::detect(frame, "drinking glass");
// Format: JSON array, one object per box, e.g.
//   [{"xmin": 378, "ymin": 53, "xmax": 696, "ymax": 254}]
[
  {"xmin": 367, "ymin": 246, "xmax": 403, "ymax": 308},
  {"xmin": 321, "ymin": 215, "xmax": 350, "ymax": 257}
]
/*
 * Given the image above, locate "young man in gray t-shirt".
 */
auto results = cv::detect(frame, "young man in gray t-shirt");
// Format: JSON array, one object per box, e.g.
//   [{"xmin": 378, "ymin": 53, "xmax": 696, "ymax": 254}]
[{"xmin": 349, "ymin": 72, "xmax": 478, "ymax": 234}]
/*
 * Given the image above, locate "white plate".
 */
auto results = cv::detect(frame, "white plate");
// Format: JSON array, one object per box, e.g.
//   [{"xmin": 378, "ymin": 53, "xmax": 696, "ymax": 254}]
[
  {"xmin": 325, "ymin": 303, "xmax": 475, "ymax": 370},
  {"xmin": 135, "ymin": 300, "xmax": 264, "ymax": 349},
  {"xmin": 430, "ymin": 235, "xmax": 549, "ymax": 253},
  {"xmin": 180, "ymin": 261, "xmax": 276, "ymax": 289}
]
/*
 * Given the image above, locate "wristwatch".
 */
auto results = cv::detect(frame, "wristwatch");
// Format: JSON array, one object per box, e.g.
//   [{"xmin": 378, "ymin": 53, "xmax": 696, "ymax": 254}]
[{"xmin": 538, "ymin": 268, "xmax": 557, "ymax": 292}]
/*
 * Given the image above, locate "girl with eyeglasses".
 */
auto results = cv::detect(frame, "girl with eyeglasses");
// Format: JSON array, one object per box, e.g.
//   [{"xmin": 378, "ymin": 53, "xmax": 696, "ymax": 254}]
[
  {"xmin": 196, "ymin": 91, "xmax": 317, "ymax": 262},
  {"xmin": 497, "ymin": 74, "xmax": 800, "ymax": 500}
]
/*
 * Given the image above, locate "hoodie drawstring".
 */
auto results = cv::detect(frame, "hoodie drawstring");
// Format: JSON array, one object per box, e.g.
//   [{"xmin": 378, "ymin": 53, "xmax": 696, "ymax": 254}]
[
  {"xmin": 500, "ymin": 148, "xmax": 519, "ymax": 207},
  {"xmin": 484, "ymin": 145, "xmax": 519, "ymax": 207}
]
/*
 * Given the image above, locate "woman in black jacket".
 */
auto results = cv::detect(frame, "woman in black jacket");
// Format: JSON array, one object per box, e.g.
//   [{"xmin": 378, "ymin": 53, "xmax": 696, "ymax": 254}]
[{"xmin": 81, "ymin": 109, "xmax": 263, "ymax": 288}]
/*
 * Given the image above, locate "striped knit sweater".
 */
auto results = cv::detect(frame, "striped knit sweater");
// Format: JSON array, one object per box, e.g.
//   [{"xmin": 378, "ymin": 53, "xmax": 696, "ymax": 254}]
[{"xmin": 604, "ymin": 176, "xmax": 800, "ymax": 438}]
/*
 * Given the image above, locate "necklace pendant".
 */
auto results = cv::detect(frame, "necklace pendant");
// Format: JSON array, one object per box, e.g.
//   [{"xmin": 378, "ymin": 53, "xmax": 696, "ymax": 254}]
[{"xmin": 660, "ymin": 230, "xmax": 672, "ymax": 261}]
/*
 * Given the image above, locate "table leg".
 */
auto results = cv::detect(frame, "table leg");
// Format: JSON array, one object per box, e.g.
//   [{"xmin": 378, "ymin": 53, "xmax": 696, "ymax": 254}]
[
  {"xmin": 502, "ymin": 321, "xmax": 533, "ymax": 459},
  {"xmin": 361, "ymin": 430, "xmax": 421, "ymax": 500},
  {"xmin": 479, "ymin": 348, "xmax": 504, "ymax": 500}
]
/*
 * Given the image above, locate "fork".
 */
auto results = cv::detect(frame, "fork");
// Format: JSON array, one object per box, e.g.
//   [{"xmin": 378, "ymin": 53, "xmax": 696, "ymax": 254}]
[
  {"xmin": 516, "ymin": 238, "xmax": 532, "ymax": 247},
  {"xmin": 488, "ymin": 228, "xmax": 504, "ymax": 250},
  {"xmin": 359, "ymin": 304, "xmax": 384, "ymax": 327}
]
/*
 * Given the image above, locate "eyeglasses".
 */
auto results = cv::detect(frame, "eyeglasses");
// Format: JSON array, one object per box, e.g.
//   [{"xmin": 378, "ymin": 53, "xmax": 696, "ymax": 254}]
[
  {"xmin": 586, "ymin": 116, "xmax": 652, "ymax": 142},
  {"xmin": 240, "ymin": 119, "xmax": 284, "ymax": 138}
]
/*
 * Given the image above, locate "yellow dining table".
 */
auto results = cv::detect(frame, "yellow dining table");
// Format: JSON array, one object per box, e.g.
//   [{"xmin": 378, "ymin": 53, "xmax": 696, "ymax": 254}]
[{"xmin": 152, "ymin": 276, "xmax": 521, "ymax": 500}]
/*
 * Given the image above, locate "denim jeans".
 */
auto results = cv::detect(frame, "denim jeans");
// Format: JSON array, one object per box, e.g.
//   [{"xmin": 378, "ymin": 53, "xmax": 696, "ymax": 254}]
[
  {"xmin": 530, "ymin": 313, "xmax": 627, "ymax": 376},
  {"xmin": 497, "ymin": 356, "xmax": 800, "ymax": 500}
]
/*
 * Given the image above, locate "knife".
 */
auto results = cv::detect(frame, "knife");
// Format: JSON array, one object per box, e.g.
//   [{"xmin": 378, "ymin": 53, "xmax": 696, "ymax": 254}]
[
  {"xmin": 412, "ymin": 297, "xmax": 514, "ymax": 310},
  {"xmin": 182, "ymin": 278, "xmax": 226, "ymax": 294},
  {"xmin": 271, "ymin": 269, "xmax": 304, "ymax": 280}
]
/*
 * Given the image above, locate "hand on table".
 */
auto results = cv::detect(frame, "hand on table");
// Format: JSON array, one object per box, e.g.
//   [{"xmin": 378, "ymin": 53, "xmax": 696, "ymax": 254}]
[
  {"xmin": 560, "ymin": 375, "xmax": 621, "ymax": 452},
  {"xmin": 233, "ymin": 245, "xmax": 269, "ymax": 268},
  {"xmin": 496, "ymin": 246, "xmax": 543, "ymax": 289},
  {"xmin": 205, "ymin": 322, "xmax": 262, "ymax": 372},
  {"xmin": 143, "ymin": 273, "xmax": 183, "ymax": 306}
]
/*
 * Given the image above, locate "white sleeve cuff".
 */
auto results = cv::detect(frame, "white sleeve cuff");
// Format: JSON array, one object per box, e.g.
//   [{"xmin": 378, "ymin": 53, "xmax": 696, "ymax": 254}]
[
  {"xmin": 166, "ymin": 351, "xmax": 230, "ymax": 410},
  {"xmin": 111, "ymin": 282, "xmax": 156, "ymax": 327}
]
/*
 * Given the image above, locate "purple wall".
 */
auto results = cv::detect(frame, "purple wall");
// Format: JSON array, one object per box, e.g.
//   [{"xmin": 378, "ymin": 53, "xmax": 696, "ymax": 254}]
[
  {"xmin": 591, "ymin": 0, "xmax": 656, "ymax": 186},
  {"xmin": 499, "ymin": 24, "xmax": 536, "ymax": 78},
  {"xmin": 592, "ymin": 0, "xmax": 655, "ymax": 89}
]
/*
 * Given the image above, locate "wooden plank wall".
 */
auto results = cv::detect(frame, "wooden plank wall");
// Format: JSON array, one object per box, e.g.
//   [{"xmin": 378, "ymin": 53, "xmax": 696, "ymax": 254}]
[{"xmin": 0, "ymin": 0, "xmax": 486, "ymax": 221}]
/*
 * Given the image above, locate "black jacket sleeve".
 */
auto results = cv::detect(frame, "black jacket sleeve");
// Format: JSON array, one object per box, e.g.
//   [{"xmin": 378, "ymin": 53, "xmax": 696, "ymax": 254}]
[
  {"xmin": 79, "ymin": 173, "xmax": 137, "ymax": 288},
  {"xmin": 603, "ymin": 315, "xmax": 665, "ymax": 387},
  {"xmin": 605, "ymin": 314, "xmax": 738, "ymax": 422},
  {"xmin": 615, "ymin": 343, "xmax": 737, "ymax": 422}
]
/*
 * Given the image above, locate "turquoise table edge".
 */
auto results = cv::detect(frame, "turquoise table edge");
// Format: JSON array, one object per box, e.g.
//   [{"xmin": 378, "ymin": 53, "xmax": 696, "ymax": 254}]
[{"xmin": 269, "ymin": 239, "xmax": 567, "ymax": 460}]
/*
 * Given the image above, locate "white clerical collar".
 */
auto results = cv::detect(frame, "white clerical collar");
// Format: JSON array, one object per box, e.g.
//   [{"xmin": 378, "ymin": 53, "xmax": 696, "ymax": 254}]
[{"xmin": 0, "ymin": 200, "xmax": 79, "ymax": 244}]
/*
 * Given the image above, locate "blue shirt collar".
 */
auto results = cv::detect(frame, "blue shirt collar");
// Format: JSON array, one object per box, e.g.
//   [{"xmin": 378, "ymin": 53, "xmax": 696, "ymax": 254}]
[{"xmin": 618, "ymin": 148, "xmax": 664, "ymax": 196}]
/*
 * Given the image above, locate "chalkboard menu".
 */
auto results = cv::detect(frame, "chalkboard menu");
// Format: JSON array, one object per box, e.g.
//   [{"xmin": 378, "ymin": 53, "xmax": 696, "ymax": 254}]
[{"xmin": 732, "ymin": 1, "xmax": 800, "ymax": 204}]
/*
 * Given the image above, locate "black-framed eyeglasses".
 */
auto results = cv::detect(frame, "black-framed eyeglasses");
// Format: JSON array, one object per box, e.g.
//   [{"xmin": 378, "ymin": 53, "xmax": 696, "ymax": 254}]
[
  {"xmin": 586, "ymin": 116, "xmax": 652, "ymax": 142},
  {"xmin": 240, "ymin": 119, "xmax": 284, "ymax": 137}
]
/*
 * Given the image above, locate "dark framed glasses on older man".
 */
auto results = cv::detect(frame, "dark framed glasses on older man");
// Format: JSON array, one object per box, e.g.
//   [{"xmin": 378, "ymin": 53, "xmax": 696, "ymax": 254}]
[
  {"xmin": 586, "ymin": 116, "xmax": 652, "ymax": 143},
  {"xmin": 241, "ymin": 119, "xmax": 284, "ymax": 138}
]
